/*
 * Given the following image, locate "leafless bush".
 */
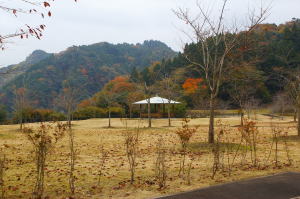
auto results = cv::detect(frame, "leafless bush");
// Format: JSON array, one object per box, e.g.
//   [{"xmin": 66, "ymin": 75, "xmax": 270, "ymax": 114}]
[
  {"xmin": 68, "ymin": 128, "xmax": 76, "ymax": 196},
  {"xmin": 0, "ymin": 152, "xmax": 5, "ymax": 199},
  {"xmin": 238, "ymin": 119, "xmax": 259, "ymax": 167},
  {"xmin": 175, "ymin": 118, "xmax": 198, "ymax": 177},
  {"xmin": 97, "ymin": 145, "xmax": 108, "ymax": 187},
  {"xmin": 283, "ymin": 131, "xmax": 292, "ymax": 165},
  {"xmin": 155, "ymin": 137, "xmax": 167, "ymax": 190},
  {"xmin": 211, "ymin": 121, "xmax": 228, "ymax": 179},
  {"xmin": 23, "ymin": 122, "xmax": 67, "ymax": 199},
  {"xmin": 221, "ymin": 122, "xmax": 242, "ymax": 176},
  {"xmin": 212, "ymin": 128, "xmax": 223, "ymax": 179},
  {"xmin": 272, "ymin": 125, "xmax": 281, "ymax": 167},
  {"xmin": 124, "ymin": 128, "xmax": 139, "ymax": 184},
  {"xmin": 265, "ymin": 122, "xmax": 292, "ymax": 167},
  {"xmin": 212, "ymin": 120, "xmax": 245, "ymax": 178},
  {"xmin": 186, "ymin": 156, "xmax": 194, "ymax": 185}
]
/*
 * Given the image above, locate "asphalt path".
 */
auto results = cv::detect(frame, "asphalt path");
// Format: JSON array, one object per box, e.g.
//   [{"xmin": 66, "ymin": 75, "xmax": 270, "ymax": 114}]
[{"xmin": 157, "ymin": 172, "xmax": 300, "ymax": 199}]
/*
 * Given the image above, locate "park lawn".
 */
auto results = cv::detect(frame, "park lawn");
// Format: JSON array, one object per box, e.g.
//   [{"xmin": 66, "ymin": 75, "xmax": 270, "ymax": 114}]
[{"xmin": 0, "ymin": 115, "xmax": 300, "ymax": 198}]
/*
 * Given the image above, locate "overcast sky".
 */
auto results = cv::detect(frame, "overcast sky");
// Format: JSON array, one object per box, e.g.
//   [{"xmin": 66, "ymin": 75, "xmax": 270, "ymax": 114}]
[{"xmin": 0, "ymin": 0, "xmax": 299, "ymax": 67}]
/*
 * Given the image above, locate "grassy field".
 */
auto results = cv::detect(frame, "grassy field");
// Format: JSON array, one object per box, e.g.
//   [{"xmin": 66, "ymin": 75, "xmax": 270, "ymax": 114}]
[{"xmin": 0, "ymin": 115, "xmax": 300, "ymax": 198}]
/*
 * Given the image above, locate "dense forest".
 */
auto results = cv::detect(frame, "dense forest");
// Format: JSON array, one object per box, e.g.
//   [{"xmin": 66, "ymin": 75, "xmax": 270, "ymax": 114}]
[
  {"xmin": 0, "ymin": 40, "xmax": 176, "ymax": 111},
  {"xmin": 125, "ymin": 19, "xmax": 300, "ymax": 109}
]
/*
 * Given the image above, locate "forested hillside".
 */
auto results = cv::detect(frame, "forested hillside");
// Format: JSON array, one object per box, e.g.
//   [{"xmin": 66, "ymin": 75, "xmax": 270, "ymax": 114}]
[
  {"xmin": 76, "ymin": 19, "xmax": 300, "ymax": 118},
  {"xmin": 0, "ymin": 50, "xmax": 51, "ymax": 88},
  {"xmin": 0, "ymin": 40, "xmax": 176, "ymax": 110},
  {"xmin": 123, "ymin": 19, "xmax": 300, "ymax": 110}
]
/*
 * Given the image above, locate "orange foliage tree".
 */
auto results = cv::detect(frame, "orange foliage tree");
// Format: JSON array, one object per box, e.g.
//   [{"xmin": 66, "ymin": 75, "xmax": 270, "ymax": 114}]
[
  {"xmin": 182, "ymin": 78, "xmax": 208, "ymax": 108},
  {"xmin": 182, "ymin": 78, "xmax": 205, "ymax": 94},
  {"xmin": 100, "ymin": 76, "xmax": 136, "ymax": 127}
]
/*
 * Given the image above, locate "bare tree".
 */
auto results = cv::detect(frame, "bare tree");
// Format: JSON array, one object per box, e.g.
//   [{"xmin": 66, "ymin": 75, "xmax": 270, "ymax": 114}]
[
  {"xmin": 228, "ymin": 63, "xmax": 264, "ymax": 125},
  {"xmin": 126, "ymin": 91, "xmax": 144, "ymax": 119},
  {"xmin": 56, "ymin": 81, "xmax": 81, "ymax": 196},
  {"xmin": 272, "ymin": 92, "xmax": 291, "ymax": 120},
  {"xmin": 101, "ymin": 91, "xmax": 122, "ymax": 128},
  {"xmin": 14, "ymin": 87, "xmax": 27, "ymax": 130},
  {"xmin": 157, "ymin": 76, "xmax": 180, "ymax": 126},
  {"xmin": 131, "ymin": 63, "xmax": 163, "ymax": 128},
  {"xmin": 13, "ymin": 77, "xmax": 32, "ymax": 130},
  {"xmin": 285, "ymin": 77, "xmax": 300, "ymax": 135},
  {"xmin": 174, "ymin": 0, "xmax": 269, "ymax": 143}
]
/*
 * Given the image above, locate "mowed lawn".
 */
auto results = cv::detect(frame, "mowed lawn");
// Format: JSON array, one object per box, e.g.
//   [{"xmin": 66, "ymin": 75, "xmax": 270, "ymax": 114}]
[{"xmin": 0, "ymin": 115, "xmax": 300, "ymax": 198}]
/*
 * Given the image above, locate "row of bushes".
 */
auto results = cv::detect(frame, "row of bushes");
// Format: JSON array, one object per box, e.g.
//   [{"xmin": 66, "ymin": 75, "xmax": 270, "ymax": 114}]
[
  {"xmin": 187, "ymin": 110, "xmax": 240, "ymax": 118},
  {"xmin": 73, "ymin": 106, "xmax": 125, "ymax": 120},
  {"xmin": 10, "ymin": 104, "xmax": 187, "ymax": 123},
  {"xmin": 74, "ymin": 104, "xmax": 187, "ymax": 120},
  {"xmin": 13, "ymin": 108, "xmax": 66, "ymax": 123}
]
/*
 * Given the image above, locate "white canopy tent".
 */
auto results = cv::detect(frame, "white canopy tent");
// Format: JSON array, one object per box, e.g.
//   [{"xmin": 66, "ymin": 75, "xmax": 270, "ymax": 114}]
[
  {"xmin": 133, "ymin": 96, "xmax": 180, "ymax": 105},
  {"xmin": 133, "ymin": 96, "xmax": 181, "ymax": 119}
]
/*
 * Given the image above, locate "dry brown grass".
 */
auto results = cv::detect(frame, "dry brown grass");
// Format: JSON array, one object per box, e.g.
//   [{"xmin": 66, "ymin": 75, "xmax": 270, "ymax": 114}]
[{"xmin": 0, "ymin": 115, "xmax": 300, "ymax": 198}]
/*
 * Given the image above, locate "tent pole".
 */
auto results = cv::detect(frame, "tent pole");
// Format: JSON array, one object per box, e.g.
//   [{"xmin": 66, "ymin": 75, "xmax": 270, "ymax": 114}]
[{"xmin": 139, "ymin": 104, "xmax": 142, "ymax": 119}]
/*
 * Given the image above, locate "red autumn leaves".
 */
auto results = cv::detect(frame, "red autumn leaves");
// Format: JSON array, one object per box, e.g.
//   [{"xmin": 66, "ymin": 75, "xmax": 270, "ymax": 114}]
[{"xmin": 182, "ymin": 78, "xmax": 207, "ymax": 94}]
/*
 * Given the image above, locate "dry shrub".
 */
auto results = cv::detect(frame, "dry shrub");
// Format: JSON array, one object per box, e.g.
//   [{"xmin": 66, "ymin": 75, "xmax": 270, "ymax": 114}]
[
  {"xmin": 68, "ymin": 128, "xmax": 76, "ymax": 196},
  {"xmin": 155, "ymin": 137, "xmax": 167, "ymax": 190},
  {"xmin": 282, "ymin": 131, "xmax": 292, "ymax": 166},
  {"xmin": 264, "ymin": 122, "xmax": 293, "ymax": 168},
  {"xmin": 97, "ymin": 145, "xmax": 108, "ymax": 188},
  {"xmin": 238, "ymin": 118, "xmax": 259, "ymax": 167},
  {"xmin": 23, "ymin": 122, "xmax": 67, "ymax": 199},
  {"xmin": 212, "ymin": 121, "xmax": 226, "ymax": 179},
  {"xmin": 212, "ymin": 120, "xmax": 246, "ymax": 178},
  {"xmin": 0, "ymin": 152, "xmax": 5, "ymax": 199},
  {"xmin": 124, "ymin": 128, "xmax": 139, "ymax": 184},
  {"xmin": 186, "ymin": 156, "xmax": 194, "ymax": 185},
  {"xmin": 175, "ymin": 118, "xmax": 198, "ymax": 177}
]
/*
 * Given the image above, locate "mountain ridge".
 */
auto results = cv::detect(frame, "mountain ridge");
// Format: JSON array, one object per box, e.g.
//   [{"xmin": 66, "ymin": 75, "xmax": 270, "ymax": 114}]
[{"xmin": 0, "ymin": 40, "xmax": 177, "ymax": 110}]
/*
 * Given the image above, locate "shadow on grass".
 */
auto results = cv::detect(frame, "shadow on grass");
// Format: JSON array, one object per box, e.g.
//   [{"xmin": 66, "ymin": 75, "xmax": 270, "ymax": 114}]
[
  {"xmin": 278, "ymin": 135, "xmax": 300, "ymax": 142},
  {"xmin": 188, "ymin": 142, "xmax": 250, "ymax": 152},
  {"xmin": 0, "ymin": 133, "xmax": 17, "ymax": 139}
]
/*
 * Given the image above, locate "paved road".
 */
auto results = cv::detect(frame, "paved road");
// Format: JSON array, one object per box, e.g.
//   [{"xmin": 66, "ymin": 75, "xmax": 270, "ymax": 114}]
[{"xmin": 157, "ymin": 172, "xmax": 300, "ymax": 199}]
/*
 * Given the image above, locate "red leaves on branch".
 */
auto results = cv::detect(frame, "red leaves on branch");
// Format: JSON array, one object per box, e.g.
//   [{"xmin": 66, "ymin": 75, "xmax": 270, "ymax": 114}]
[
  {"xmin": 43, "ymin": 2, "xmax": 51, "ymax": 7},
  {"xmin": 182, "ymin": 78, "xmax": 206, "ymax": 94},
  {"xmin": 1, "ymin": 0, "xmax": 77, "ymax": 48}
]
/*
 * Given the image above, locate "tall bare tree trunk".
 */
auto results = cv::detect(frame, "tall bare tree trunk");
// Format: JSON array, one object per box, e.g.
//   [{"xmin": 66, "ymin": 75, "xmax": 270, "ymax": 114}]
[
  {"xmin": 19, "ymin": 110, "xmax": 23, "ymax": 130},
  {"xmin": 108, "ymin": 106, "xmax": 111, "ymax": 128},
  {"xmin": 148, "ymin": 100, "xmax": 151, "ymax": 128},
  {"xmin": 297, "ymin": 105, "xmax": 300, "ymax": 136},
  {"xmin": 208, "ymin": 94, "xmax": 215, "ymax": 143},
  {"xmin": 240, "ymin": 109, "xmax": 244, "ymax": 126},
  {"xmin": 129, "ymin": 106, "xmax": 132, "ymax": 119},
  {"xmin": 20, "ymin": 119, "xmax": 23, "ymax": 131},
  {"xmin": 67, "ymin": 109, "xmax": 72, "ymax": 129},
  {"xmin": 168, "ymin": 103, "xmax": 171, "ymax": 127}
]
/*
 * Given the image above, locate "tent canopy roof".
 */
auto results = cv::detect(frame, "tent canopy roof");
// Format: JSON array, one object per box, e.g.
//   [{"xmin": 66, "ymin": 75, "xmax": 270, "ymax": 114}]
[{"xmin": 133, "ymin": 96, "xmax": 180, "ymax": 105}]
